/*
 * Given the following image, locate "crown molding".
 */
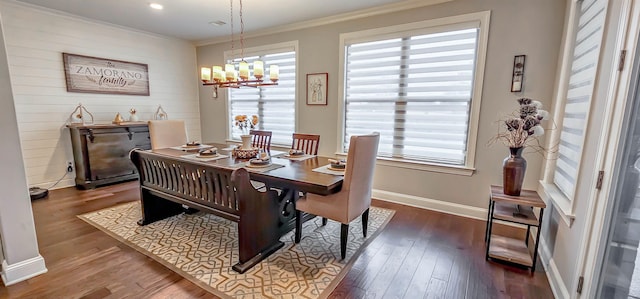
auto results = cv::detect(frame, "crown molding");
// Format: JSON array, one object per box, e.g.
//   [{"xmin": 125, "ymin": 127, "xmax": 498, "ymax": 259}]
[{"xmin": 194, "ymin": 0, "xmax": 453, "ymax": 47}]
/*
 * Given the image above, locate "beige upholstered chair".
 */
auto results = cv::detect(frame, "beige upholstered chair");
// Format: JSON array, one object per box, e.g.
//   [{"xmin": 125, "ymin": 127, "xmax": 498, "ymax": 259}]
[
  {"xmin": 292, "ymin": 133, "xmax": 320, "ymax": 155},
  {"xmin": 148, "ymin": 120, "xmax": 188, "ymax": 149},
  {"xmin": 250, "ymin": 130, "xmax": 272, "ymax": 152},
  {"xmin": 295, "ymin": 132, "xmax": 380, "ymax": 259}
]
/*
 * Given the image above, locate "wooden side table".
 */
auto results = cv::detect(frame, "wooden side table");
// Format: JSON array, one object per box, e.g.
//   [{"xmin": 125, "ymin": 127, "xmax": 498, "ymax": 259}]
[{"xmin": 484, "ymin": 185, "xmax": 546, "ymax": 271}]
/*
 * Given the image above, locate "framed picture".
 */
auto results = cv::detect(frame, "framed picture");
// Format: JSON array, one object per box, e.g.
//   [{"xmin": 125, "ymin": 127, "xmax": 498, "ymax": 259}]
[
  {"xmin": 306, "ymin": 73, "xmax": 328, "ymax": 105},
  {"xmin": 62, "ymin": 53, "xmax": 150, "ymax": 96}
]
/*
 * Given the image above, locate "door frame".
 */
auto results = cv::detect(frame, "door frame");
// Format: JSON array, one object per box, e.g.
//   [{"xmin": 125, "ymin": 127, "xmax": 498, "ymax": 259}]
[{"xmin": 577, "ymin": 0, "xmax": 640, "ymax": 297}]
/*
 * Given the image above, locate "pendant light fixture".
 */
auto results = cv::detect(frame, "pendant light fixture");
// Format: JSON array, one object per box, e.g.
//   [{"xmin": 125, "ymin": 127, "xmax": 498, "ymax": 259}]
[{"xmin": 201, "ymin": 0, "xmax": 278, "ymax": 97}]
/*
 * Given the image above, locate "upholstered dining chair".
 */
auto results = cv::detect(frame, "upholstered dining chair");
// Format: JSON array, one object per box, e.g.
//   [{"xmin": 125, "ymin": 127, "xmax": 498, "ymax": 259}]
[
  {"xmin": 292, "ymin": 133, "xmax": 320, "ymax": 155},
  {"xmin": 294, "ymin": 132, "xmax": 380, "ymax": 259},
  {"xmin": 148, "ymin": 120, "xmax": 188, "ymax": 149},
  {"xmin": 250, "ymin": 130, "xmax": 272, "ymax": 152}
]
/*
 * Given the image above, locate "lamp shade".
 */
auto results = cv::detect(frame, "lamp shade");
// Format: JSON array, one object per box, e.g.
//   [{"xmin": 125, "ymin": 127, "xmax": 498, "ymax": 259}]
[
  {"xmin": 269, "ymin": 65, "xmax": 279, "ymax": 82},
  {"xmin": 200, "ymin": 67, "xmax": 211, "ymax": 82},
  {"xmin": 239, "ymin": 61, "xmax": 249, "ymax": 80},
  {"xmin": 253, "ymin": 61, "xmax": 264, "ymax": 79}
]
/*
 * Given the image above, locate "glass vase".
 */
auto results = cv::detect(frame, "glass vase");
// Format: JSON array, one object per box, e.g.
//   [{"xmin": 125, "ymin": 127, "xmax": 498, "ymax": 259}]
[{"xmin": 503, "ymin": 147, "xmax": 527, "ymax": 196}]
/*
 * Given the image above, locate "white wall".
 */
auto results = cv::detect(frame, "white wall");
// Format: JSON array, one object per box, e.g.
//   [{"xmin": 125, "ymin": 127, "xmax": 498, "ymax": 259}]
[
  {"xmin": 0, "ymin": 12, "xmax": 46, "ymax": 285},
  {"xmin": 0, "ymin": 2, "xmax": 201, "ymax": 189},
  {"xmin": 196, "ymin": 0, "xmax": 566, "ymax": 210}
]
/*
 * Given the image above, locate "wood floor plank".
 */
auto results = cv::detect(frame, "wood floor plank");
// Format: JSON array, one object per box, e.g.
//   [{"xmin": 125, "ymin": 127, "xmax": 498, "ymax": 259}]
[
  {"xmin": 0, "ymin": 182, "xmax": 554, "ymax": 298},
  {"xmin": 445, "ymin": 247, "xmax": 471, "ymax": 299},
  {"xmin": 363, "ymin": 238, "xmax": 414, "ymax": 298},
  {"xmin": 424, "ymin": 277, "xmax": 448, "ymax": 299}
]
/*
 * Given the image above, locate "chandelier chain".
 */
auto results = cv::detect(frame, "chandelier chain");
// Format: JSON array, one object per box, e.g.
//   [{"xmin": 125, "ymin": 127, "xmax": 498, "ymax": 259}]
[
  {"xmin": 229, "ymin": 0, "xmax": 234, "ymax": 55},
  {"xmin": 240, "ymin": 0, "xmax": 244, "ymax": 60}
]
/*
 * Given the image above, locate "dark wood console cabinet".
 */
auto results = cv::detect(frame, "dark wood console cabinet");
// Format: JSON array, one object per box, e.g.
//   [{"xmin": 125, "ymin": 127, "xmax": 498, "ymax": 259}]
[{"xmin": 67, "ymin": 123, "xmax": 150, "ymax": 189}]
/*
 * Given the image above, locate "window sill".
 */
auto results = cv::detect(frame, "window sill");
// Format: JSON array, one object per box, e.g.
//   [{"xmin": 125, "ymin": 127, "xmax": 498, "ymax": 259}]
[
  {"xmin": 539, "ymin": 181, "xmax": 575, "ymax": 227},
  {"xmin": 334, "ymin": 152, "xmax": 475, "ymax": 176}
]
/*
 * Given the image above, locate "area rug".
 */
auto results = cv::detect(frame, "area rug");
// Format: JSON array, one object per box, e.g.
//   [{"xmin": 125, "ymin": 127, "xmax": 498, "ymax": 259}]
[{"xmin": 78, "ymin": 201, "xmax": 394, "ymax": 299}]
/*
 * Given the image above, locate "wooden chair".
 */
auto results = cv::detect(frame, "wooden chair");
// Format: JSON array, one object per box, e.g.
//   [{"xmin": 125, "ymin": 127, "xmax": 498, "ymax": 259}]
[
  {"xmin": 148, "ymin": 120, "xmax": 188, "ymax": 149},
  {"xmin": 250, "ymin": 130, "xmax": 272, "ymax": 152},
  {"xmin": 292, "ymin": 133, "xmax": 320, "ymax": 155},
  {"xmin": 294, "ymin": 132, "xmax": 380, "ymax": 259}
]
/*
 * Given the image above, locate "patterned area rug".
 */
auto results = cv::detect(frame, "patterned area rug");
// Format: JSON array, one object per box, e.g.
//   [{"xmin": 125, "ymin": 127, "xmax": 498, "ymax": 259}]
[{"xmin": 78, "ymin": 201, "xmax": 394, "ymax": 299}]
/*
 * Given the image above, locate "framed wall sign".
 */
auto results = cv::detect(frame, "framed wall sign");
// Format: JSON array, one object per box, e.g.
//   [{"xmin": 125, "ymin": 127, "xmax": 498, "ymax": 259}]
[
  {"xmin": 306, "ymin": 73, "xmax": 328, "ymax": 105},
  {"xmin": 62, "ymin": 53, "xmax": 150, "ymax": 96}
]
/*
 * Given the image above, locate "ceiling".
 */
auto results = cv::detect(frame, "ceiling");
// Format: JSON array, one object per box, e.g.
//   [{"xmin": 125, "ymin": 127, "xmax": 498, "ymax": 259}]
[{"xmin": 13, "ymin": 0, "xmax": 423, "ymax": 44}]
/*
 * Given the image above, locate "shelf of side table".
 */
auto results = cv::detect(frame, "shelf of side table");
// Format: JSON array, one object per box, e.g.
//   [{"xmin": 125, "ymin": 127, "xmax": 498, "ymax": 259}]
[{"xmin": 485, "ymin": 185, "xmax": 546, "ymax": 271}]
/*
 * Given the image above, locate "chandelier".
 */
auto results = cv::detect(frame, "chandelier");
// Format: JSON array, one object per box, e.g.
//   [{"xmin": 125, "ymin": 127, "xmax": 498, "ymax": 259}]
[{"xmin": 200, "ymin": 0, "xmax": 278, "ymax": 96}]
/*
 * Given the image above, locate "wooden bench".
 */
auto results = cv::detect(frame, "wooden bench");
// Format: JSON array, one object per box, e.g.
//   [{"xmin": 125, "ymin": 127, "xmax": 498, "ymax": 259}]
[{"xmin": 129, "ymin": 149, "xmax": 283, "ymax": 273}]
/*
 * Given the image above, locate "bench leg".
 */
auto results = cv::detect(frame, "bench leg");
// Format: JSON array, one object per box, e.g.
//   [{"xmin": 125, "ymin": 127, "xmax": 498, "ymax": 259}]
[
  {"xmin": 232, "ymin": 241, "xmax": 284, "ymax": 274},
  {"xmin": 137, "ymin": 188, "xmax": 184, "ymax": 226}
]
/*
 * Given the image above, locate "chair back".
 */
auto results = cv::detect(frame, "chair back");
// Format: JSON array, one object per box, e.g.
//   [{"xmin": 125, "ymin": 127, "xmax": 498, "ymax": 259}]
[
  {"xmin": 292, "ymin": 133, "xmax": 320, "ymax": 155},
  {"xmin": 250, "ymin": 130, "xmax": 272, "ymax": 152},
  {"xmin": 148, "ymin": 120, "xmax": 188, "ymax": 149},
  {"xmin": 343, "ymin": 132, "xmax": 380, "ymax": 219}
]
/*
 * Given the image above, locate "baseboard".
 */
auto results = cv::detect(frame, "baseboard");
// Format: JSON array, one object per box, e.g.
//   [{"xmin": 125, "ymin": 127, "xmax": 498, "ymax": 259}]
[
  {"xmin": 1, "ymin": 255, "xmax": 48, "ymax": 286},
  {"xmin": 30, "ymin": 178, "xmax": 75, "ymax": 191},
  {"xmin": 539, "ymin": 237, "xmax": 570, "ymax": 299},
  {"xmin": 372, "ymin": 189, "xmax": 487, "ymax": 220}
]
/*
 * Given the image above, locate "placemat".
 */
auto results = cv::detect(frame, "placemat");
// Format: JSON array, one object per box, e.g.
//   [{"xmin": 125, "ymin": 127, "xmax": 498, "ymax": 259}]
[
  {"xmin": 243, "ymin": 162, "xmax": 285, "ymax": 173},
  {"xmin": 180, "ymin": 154, "xmax": 228, "ymax": 162},
  {"xmin": 272, "ymin": 153, "xmax": 316, "ymax": 161},
  {"xmin": 169, "ymin": 144, "xmax": 214, "ymax": 152},
  {"xmin": 312, "ymin": 165, "xmax": 346, "ymax": 176}
]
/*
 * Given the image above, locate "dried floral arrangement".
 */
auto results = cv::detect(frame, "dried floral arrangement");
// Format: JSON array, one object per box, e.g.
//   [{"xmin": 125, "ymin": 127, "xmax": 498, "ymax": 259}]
[
  {"xmin": 492, "ymin": 98, "xmax": 549, "ymax": 150},
  {"xmin": 234, "ymin": 114, "xmax": 259, "ymax": 135}
]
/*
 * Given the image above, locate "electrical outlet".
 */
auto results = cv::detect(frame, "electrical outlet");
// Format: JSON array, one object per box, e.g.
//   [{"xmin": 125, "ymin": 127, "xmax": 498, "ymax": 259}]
[{"xmin": 67, "ymin": 162, "xmax": 74, "ymax": 173}]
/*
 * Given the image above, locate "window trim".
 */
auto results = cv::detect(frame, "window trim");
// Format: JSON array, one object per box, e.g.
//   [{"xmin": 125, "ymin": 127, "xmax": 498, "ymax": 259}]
[
  {"xmin": 336, "ymin": 11, "xmax": 490, "ymax": 172},
  {"xmin": 223, "ymin": 41, "xmax": 299, "ymax": 146}
]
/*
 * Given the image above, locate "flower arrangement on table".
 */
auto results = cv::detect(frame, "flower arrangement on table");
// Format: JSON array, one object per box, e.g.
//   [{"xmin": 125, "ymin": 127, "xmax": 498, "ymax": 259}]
[
  {"xmin": 493, "ymin": 98, "xmax": 549, "ymax": 151},
  {"xmin": 234, "ymin": 114, "xmax": 259, "ymax": 135}
]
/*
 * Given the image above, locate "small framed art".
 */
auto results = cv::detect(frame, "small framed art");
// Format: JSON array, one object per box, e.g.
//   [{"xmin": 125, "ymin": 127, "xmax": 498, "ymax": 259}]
[{"xmin": 306, "ymin": 73, "xmax": 328, "ymax": 105}]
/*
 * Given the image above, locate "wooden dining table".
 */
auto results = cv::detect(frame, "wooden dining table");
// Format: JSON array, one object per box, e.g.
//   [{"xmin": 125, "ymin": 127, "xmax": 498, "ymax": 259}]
[{"xmin": 142, "ymin": 143, "xmax": 344, "ymax": 237}]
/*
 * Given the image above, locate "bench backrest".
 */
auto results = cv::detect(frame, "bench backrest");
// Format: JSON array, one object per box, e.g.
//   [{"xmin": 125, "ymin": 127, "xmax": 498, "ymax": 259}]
[{"xmin": 130, "ymin": 150, "xmax": 240, "ymax": 219}]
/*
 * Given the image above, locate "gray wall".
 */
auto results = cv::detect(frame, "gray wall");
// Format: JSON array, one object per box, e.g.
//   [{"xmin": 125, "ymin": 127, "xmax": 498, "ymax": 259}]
[{"xmin": 197, "ymin": 0, "xmax": 566, "ymax": 209}]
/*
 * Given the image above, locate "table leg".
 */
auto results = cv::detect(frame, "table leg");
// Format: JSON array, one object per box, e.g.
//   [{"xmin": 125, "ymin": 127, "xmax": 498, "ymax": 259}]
[
  {"xmin": 531, "ymin": 208, "xmax": 544, "ymax": 272},
  {"xmin": 485, "ymin": 200, "xmax": 495, "ymax": 260},
  {"xmin": 485, "ymin": 200, "xmax": 495, "ymax": 243}
]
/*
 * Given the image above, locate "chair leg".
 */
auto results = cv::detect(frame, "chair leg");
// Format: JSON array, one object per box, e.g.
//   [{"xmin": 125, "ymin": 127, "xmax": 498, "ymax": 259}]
[
  {"xmin": 295, "ymin": 210, "xmax": 302, "ymax": 243},
  {"xmin": 362, "ymin": 208, "xmax": 369, "ymax": 238},
  {"xmin": 322, "ymin": 217, "xmax": 328, "ymax": 226},
  {"xmin": 340, "ymin": 224, "xmax": 348, "ymax": 260}
]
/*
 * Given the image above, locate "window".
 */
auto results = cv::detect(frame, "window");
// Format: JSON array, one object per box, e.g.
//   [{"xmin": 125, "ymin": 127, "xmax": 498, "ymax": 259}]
[
  {"xmin": 340, "ymin": 12, "xmax": 490, "ymax": 170},
  {"xmin": 228, "ymin": 42, "xmax": 297, "ymax": 146},
  {"xmin": 552, "ymin": 0, "xmax": 607, "ymax": 201}
]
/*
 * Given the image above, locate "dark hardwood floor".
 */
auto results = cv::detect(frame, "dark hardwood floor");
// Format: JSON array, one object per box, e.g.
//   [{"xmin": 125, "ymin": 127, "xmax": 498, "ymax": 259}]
[{"xmin": 0, "ymin": 182, "xmax": 554, "ymax": 298}]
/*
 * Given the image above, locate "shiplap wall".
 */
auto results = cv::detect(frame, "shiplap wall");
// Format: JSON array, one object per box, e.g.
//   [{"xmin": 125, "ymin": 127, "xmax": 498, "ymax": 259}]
[{"xmin": 0, "ymin": 2, "xmax": 201, "ymax": 189}]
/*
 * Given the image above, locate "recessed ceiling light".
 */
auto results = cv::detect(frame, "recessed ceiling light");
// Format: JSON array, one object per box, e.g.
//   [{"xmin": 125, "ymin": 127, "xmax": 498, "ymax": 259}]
[
  {"xmin": 209, "ymin": 21, "xmax": 226, "ymax": 26},
  {"xmin": 149, "ymin": 3, "xmax": 163, "ymax": 10}
]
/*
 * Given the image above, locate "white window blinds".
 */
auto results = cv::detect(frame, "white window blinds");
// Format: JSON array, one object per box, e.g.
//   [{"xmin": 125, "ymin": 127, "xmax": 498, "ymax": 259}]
[
  {"xmin": 344, "ymin": 27, "xmax": 479, "ymax": 165},
  {"xmin": 553, "ymin": 0, "xmax": 607, "ymax": 199},
  {"xmin": 229, "ymin": 51, "xmax": 296, "ymax": 145}
]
